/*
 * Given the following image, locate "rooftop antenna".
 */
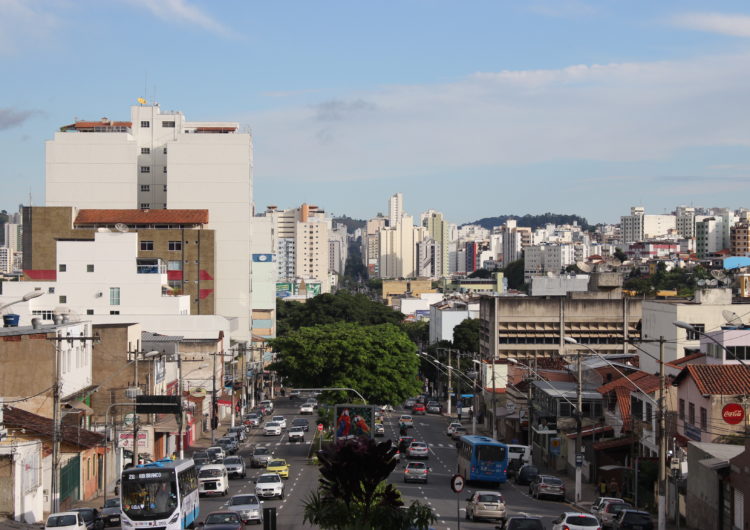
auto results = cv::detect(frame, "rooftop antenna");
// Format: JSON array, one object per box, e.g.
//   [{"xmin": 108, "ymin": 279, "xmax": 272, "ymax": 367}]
[{"xmin": 722, "ymin": 310, "xmax": 744, "ymax": 327}]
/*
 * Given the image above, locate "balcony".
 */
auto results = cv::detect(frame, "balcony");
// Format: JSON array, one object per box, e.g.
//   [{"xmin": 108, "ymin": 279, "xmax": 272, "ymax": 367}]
[{"xmin": 136, "ymin": 258, "xmax": 166, "ymax": 274}]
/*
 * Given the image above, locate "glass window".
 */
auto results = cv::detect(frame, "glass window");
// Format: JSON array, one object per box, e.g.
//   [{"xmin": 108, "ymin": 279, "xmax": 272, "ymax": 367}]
[
  {"xmin": 163, "ymin": 166, "xmax": 167, "ymax": 173},
  {"xmin": 140, "ymin": 203, "xmax": 150, "ymax": 209},
  {"xmin": 110, "ymin": 310, "xmax": 120, "ymax": 315},
  {"xmin": 700, "ymin": 407, "xmax": 707, "ymax": 430},
  {"xmin": 162, "ymin": 121, "xmax": 176, "ymax": 128},
  {"xmin": 87, "ymin": 264, "xmax": 94, "ymax": 273},
  {"xmin": 140, "ymin": 241, "xmax": 154, "ymax": 251},
  {"xmin": 141, "ymin": 147, "xmax": 150, "ymax": 154},
  {"xmin": 48, "ymin": 287, "xmax": 55, "ymax": 294},
  {"xmin": 59, "ymin": 264, "xmax": 66, "ymax": 272},
  {"xmin": 87, "ymin": 309, "xmax": 94, "ymax": 315},
  {"xmin": 167, "ymin": 260, "xmax": 182, "ymax": 270},
  {"xmin": 679, "ymin": 399, "xmax": 685, "ymax": 420},
  {"xmin": 168, "ymin": 241, "xmax": 182, "ymax": 251},
  {"xmin": 686, "ymin": 324, "xmax": 705, "ymax": 341},
  {"xmin": 689, "ymin": 403, "xmax": 695, "ymax": 425},
  {"xmin": 140, "ymin": 166, "xmax": 150, "ymax": 173},
  {"xmin": 110, "ymin": 287, "xmax": 120, "ymax": 306},
  {"xmin": 140, "ymin": 121, "xmax": 150, "ymax": 128},
  {"xmin": 59, "ymin": 295, "xmax": 67, "ymax": 304},
  {"xmin": 141, "ymin": 185, "xmax": 150, "ymax": 192}
]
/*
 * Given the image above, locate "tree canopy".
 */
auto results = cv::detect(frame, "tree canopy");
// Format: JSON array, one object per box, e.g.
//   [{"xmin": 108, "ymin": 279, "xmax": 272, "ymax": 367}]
[
  {"xmin": 452, "ymin": 318, "xmax": 480, "ymax": 353},
  {"xmin": 276, "ymin": 291, "xmax": 403, "ymax": 336},
  {"xmin": 469, "ymin": 212, "xmax": 590, "ymax": 231},
  {"xmin": 502, "ymin": 259, "xmax": 526, "ymax": 290},
  {"xmin": 623, "ymin": 264, "xmax": 710, "ymax": 296},
  {"xmin": 269, "ymin": 322, "xmax": 421, "ymax": 405}
]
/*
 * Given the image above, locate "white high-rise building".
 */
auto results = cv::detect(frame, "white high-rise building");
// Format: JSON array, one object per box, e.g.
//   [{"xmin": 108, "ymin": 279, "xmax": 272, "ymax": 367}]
[
  {"xmin": 329, "ymin": 223, "xmax": 348, "ymax": 275},
  {"xmin": 388, "ymin": 193, "xmax": 403, "ymax": 227},
  {"xmin": 45, "ymin": 103, "xmax": 253, "ymax": 339},
  {"xmin": 3, "ymin": 223, "xmax": 21, "ymax": 252},
  {"xmin": 621, "ymin": 206, "xmax": 676, "ymax": 243},
  {"xmin": 378, "ymin": 215, "xmax": 426, "ymax": 279},
  {"xmin": 421, "ymin": 210, "xmax": 450, "ymax": 278}
]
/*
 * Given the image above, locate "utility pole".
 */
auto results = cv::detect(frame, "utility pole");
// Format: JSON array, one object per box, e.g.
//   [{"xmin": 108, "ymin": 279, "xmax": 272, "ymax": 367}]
[
  {"xmin": 51, "ymin": 335, "xmax": 61, "ymax": 513},
  {"xmin": 491, "ymin": 354, "xmax": 497, "ymax": 440},
  {"xmin": 658, "ymin": 336, "xmax": 666, "ymax": 530},
  {"xmin": 447, "ymin": 349, "xmax": 453, "ymax": 417},
  {"xmin": 133, "ymin": 352, "xmax": 140, "ymax": 466},
  {"xmin": 211, "ymin": 350, "xmax": 217, "ymax": 445},
  {"xmin": 177, "ymin": 349, "xmax": 184, "ymax": 459},
  {"xmin": 575, "ymin": 346, "xmax": 583, "ymax": 504}
]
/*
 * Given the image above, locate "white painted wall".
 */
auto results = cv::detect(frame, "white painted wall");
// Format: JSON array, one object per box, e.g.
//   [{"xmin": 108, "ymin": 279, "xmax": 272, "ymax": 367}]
[{"xmin": 0, "ymin": 439, "xmax": 44, "ymax": 523}]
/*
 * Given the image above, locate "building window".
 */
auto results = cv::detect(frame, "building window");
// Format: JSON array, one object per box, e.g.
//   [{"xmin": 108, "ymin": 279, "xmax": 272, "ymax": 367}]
[
  {"xmin": 141, "ymin": 185, "xmax": 150, "ymax": 192},
  {"xmin": 168, "ymin": 241, "xmax": 182, "ymax": 251},
  {"xmin": 140, "ymin": 203, "xmax": 150, "ymax": 209},
  {"xmin": 59, "ymin": 264, "xmax": 66, "ymax": 272},
  {"xmin": 32, "ymin": 310, "xmax": 54, "ymax": 320},
  {"xmin": 140, "ymin": 166, "xmax": 150, "ymax": 173},
  {"xmin": 168, "ymin": 260, "xmax": 182, "ymax": 270},
  {"xmin": 59, "ymin": 295, "xmax": 67, "ymax": 303},
  {"xmin": 48, "ymin": 287, "xmax": 55, "ymax": 294},
  {"xmin": 163, "ymin": 185, "xmax": 167, "ymax": 192},
  {"xmin": 140, "ymin": 121, "xmax": 150, "ymax": 128},
  {"xmin": 86, "ymin": 309, "xmax": 94, "ymax": 315},
  {"xmin": 86, "ymin": 264, "xmax": 94, "ymax": 273},
  {"xmin": 140, "ymin": 240, "xmax": 154, "ymax": 251},
  {"xmin": 679, "ymin": 399, "xmax": 685, "ymax": 420},
  {"xmin": 700, "ymin": 407, "xmax": 707, "ymax": 430},
  {"xmin": 688, "ymin": 403, "xmax": 695, "ymax": 425},
  {"xmin": 141, "ymin": 147, "xmax": 150, "ymax": 154},
  {"xmin": 163, "ymin": 167, "xmax": 167, "ymax": 173},
  {"xmin": 163, "ymin": 147, "xmax": 168, "ymax": 154},
  {"xmin": 646, "ymin": 403, "xmax": 653, "ymax": 423},
  {"xmin": 109, "ymin": 287, "xmax": 120, "ymax": 306},
  {"xmin": 110, "ymin": 310, "xmax": 120, "ymax": 315},
  {"xmin": 162, "ymin": 121, "xmax": 176, "ymax": 128},
  {"xmin": 686, "ymin": 324, "xmax": 705, "ymax": 341}
]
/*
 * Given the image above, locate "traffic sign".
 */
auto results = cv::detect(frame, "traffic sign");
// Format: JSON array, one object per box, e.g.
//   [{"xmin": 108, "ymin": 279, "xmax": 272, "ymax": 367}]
[
  {"xmin": 575, "ymin": 453, "xmax": 583, "ymax": 467},
  {"xmin": 450, "ymin": 474, "xmax": 465, "ymax": 493},
  {"xmin": 317, "ymin": 423, "xmax": 324, "ymax": 432}
]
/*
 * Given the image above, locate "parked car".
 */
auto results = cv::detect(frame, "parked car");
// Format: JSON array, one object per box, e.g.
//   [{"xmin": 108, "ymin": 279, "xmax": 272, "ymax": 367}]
[
  {"xmin": 288, "ymin": 426, "xmax": 306, "ymax": 442},
  {"xmin": 551, "ymin": 512, "xmax": 601, "ymax": 530},
  {"xmin": 250, "ymin": 446, "xmax": 273, "ymax": 468},
  {"xmin": 407, "ymin": 441, "xmax": 430, "ymax": 459},
  {"xmin": 264, "ymin": 422, "xmax": 282, "ymax": 436},
  {"xmin": 426, "ymin": 401, "xmax": 442, "ymax": 414},
  {"xmin": 592, "ymin": 497, "xmax": 624, "ymax": 520},
  {"xmin": 201, "ymin": 510, "xmax": 246, "ymax": 529},
  {"xmin": 292, "ymin": 418, "xmax": 310, "ymax": 431},
  {"xmin": 223, "ymin": 455, "xmax": 247, "ymax": 479},
  {"xmin": 600, "ymin": 501, "xmax": 634, "ymax": 529},
  {"xmin": 69, "ymin": 508, "xmax": 104, "ymax": 530},
  {"xmin": 228, "ymin": 494, "xmax": 264, "ymax": 525},
  {"xmin": 465, "ymin": 491, "xmax": 507, "ymax": 523},
  {"xmin": 403, "ymin": 461, "xmax": 430, "ymax": 483},
  {"xmin": 529, "ymin": 475, "xmax": 566, "ymax": 501},
  {"xmin": 44, "ymin": 512, "xmax": 87, "ymax": 529},
  {"xmin": 445, "ymin": 422, "xmax": 463, "ymax": 436},
  {"xmin": 99, "ymin": 498, "xmax": 121, "ymax": 528},
  {"xmin": 612, "ymin": 509, "xmax": 654, "ymax": 530},
  {"xmin": 499, "ymin": 514, "xmax": 545, "ymax": 530},
  {"xmin": 300, "ymin": 402, "xmax": 315, "ymax": 415},
  {"xmin": 411, "ymin": 403, "xmax": 426, "ymax": 415},
  {"xmin": 254, "ymin": 473, "xmax": 285, "ymax": 499},
  {"xmin": 515, "ymin": 464, "xmax": 539, "ymax": 486}
]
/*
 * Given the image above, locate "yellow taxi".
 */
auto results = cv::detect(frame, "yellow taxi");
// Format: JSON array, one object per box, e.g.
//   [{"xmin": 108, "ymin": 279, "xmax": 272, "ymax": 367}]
[{"xmin": 266, "ymin": 458, "xmax": 290, "ymax": 479}]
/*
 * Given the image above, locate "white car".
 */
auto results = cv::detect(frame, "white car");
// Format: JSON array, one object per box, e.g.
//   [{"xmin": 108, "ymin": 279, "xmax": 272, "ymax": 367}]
[
  {"xmin": 551, "ymin": 512, "xmax": 601, "ymax": 530},
  {"xmin": 259, "ymin": 400, "xmax": 274, "ymax": 413},
  {"xmin": 264, "ymin": 421, "xmax": 282, "ymax": 436},
  {"xmin": 288, "ymin": 426, "xmax": 305, "ymax": 442},
  {"xmin": 255, "ymin": 473, "xmax": 285, "ymax": 499},
  {"xmin": 300, "ymin": 403, "xmax": 315, "ymax": 415},
  {"xmin": 198, "ymin": 463, "xmax": 229, "ymax": 496},
  {"xmin": 45, "ymin": 512, "xmax": 86, "ymax": 529},
  {"xmin": 445, "ymin": 422, "xmax": 463, "ymax": 436},
  {"xmin": 271, "ymin": 415, "xmax": 287, "ymax": 429}
]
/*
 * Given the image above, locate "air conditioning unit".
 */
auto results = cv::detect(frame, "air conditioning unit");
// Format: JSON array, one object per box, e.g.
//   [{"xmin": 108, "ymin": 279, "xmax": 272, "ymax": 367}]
[{"xmin": 95, "ymin": 292, "xmax": 103, "ymax": 298}]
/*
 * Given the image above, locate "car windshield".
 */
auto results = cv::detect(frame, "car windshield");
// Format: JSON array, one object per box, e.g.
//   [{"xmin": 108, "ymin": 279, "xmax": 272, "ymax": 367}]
[
  {"xmin": 205, "ymin": 513, "xmax": 240, "ymax": 524},
  {"xmin": 104, "ymin": 498, "xmax": 120, "ymax": 508},
  {"xmin": 407, "ymin": 463, "xmax": 426, "ymax": 470},
  {"xmin": 73, "ymin": 509, "xmax": 94, "ymax": 521},
  {"xmin": 290, "ymin": 427, "xmax": 304, "ymax": 432},
  {"xmin": 411, "ymin": 442, "xmax": 427, "ymax": 448},
  {"xmin": 257, "ymin": 475, "xmax": 280, "ymax": 483},
  {"xmin": 268, "ymin": 460, "xmax": 285, "ymax": 467},
  {"xmin": 272, "ymin": 416, "xmax": 284, "ymax": 421},
  {"xmin": 293, "ymin": 419, "xmax": 307, "ymax": 425},
  {"xmin": 523, "ymin": 466, "xmax": 539, "ymax": 474},
  {"xmin": 624, "ymin": 513, "xmax": 652, "ymax": 523},
  {"xmin": 230, "ymin": 495, "xmax": 259, "ymax": 506},
  {"xmin": 224, "ymin": 457, "xmax": 241, "ymax": 465},
  {"xmin": 543, "ymin": 477, "xmax": 563, "ymax": 485},
  {"xmin": 46, "ymin": 515, "xmax": 78, "ymax": 527},
  {"xmin": 609, "ymin": 503, "xmax": 632, "ymax": 512},
  {"xmin": 254, "ymin": 448, "xmax": 269, "ymax": 455},
  {"xmin": 566, "ymin": 515, "xmax": 599, "ymax": 526},
  {"xmin": 122, "ymin": 477, "xmax": 178, "ymax": 520},
  {"xmin": 507, "ymin": 519, "xmax": 544, "ymax": 530},
  {"xmin": 199, "ymin": 468, "xmax": 223, "ymax": 478},
  {"xmin": 478, "ymin": 494, "xmax": 502, "ymax": 503},
  {"xmin": 266, "ymin": 422, "xmax": 280, "ymax": 427}
]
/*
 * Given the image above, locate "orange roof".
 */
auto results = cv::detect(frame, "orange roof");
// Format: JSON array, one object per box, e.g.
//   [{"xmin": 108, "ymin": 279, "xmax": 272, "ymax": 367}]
[
  {"xmin": 194, "ymin": 126, "xmax": 237, "ymax": 132},
  {"xmin": 597, "ymin": 370, "xmax": 660, "ymax": 395},
  {"xmin": 673, "ymin": 364, "xmax": 750, "ymax": 396},
  {"xmin": 665, "ymin": 352, "xmax": 706, "ymax": 368},
  {"xmin": 75, "ymin": 209, "xmax": 209, "ymax": 225},
  {"xmin": 62, "ymin": 121, "xmax": 131, "ymax": 129}
]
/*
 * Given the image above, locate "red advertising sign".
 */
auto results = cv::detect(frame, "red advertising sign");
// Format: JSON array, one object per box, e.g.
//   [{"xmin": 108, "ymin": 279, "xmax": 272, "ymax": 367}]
[
  {"xmin": 722, "ymin": 403, "xmax": 745, "ymax": 425},
  {"xmin": 317, "ymin": 423, "xmax": 324, "ymax": 432}
]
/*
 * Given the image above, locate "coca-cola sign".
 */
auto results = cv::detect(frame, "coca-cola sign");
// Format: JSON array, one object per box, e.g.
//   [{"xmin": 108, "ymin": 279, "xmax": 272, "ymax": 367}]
[{"xmin": 722, "ymin": 403, "xmax": 745, "ymax": 425}]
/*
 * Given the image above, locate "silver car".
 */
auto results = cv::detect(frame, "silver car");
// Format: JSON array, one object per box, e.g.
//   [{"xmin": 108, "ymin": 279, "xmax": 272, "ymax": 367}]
[
  {"xmin": 251, "ymin": 446, "xmax": 273, "ymax": 468},
  {"xmin": 406, "ymin": 441, "xmax": 430, "ymax": 459},
  {"xmin": 466, "ymin": 491, "xmax": 507, "ymax": 523},
  {"xmin": 228, "ymin": 494, "xmax": 263, "ymax": 525},
  {"xmin": 223, "ymin": 455, "xmax": 246, "ymax": 479}
]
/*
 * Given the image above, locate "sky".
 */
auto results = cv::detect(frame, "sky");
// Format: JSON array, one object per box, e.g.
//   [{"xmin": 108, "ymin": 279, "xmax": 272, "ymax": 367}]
[{"xmin": 3, "ymin": 1, "xmax": 750, "ymax": 225}]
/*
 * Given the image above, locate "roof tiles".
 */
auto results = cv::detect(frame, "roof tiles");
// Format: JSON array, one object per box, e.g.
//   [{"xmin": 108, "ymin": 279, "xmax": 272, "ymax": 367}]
[
  {"xmin": 674, "ymin": 364, "xmax": 750, "ymax": 396},
  {"xmin": 75, "ymin": 209, "xmax": 209, "ymax": 225}
]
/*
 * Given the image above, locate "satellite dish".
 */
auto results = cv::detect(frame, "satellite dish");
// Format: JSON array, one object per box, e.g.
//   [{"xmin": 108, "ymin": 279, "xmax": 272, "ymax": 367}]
[
  {"xmin": 622, "ymin": 260, "xmax": 633, "ymax": 267},
  {"xmin": 722, "ymin": 310, "xmax": 744, "ymax": 327},
  {"xmin": 697, "ymin": 279, "xmax": 706, "ymax": 286},
  {"xmin": 115, "ymin": 223, "xmax": 129, "ymax": 233},
  {"xmin": 608, "ymin": 258, "xmax": 622, "ymax": 267},
  {"xmin": 708, "ymin": 279, "xmax": 719, "ymax": 287},
  {"xmin": 546, "ymin": 271, "xmax": 554, "ymax": 277},
  {"xmin": 576, "ymin": 261, "xmax": 593, "ymax": 273},
  {"xmin": 711, "ymin": 269, "xmax": 727, "ymax": 281}
]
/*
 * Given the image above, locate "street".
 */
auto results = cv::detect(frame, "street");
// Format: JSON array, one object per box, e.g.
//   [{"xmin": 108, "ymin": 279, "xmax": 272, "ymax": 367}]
[{"xmin": 113, "ymin": 398, "xmax": 589, "ymax": 529}]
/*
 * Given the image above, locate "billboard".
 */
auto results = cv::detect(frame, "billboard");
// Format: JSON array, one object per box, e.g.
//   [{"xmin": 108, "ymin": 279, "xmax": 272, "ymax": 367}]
[{"xmin": 334, "ymin": 404, "xmax": 375, "ymax": 440}]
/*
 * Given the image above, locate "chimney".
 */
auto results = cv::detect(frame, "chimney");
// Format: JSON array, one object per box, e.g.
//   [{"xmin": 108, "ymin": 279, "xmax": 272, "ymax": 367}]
[{"xmin": 31, "ymin": 318, "xmax": 42, "ymax": 329}]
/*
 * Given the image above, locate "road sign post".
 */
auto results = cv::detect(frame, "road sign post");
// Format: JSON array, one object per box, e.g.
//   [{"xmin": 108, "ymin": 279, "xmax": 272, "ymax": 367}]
[
  {"xmin": 318, "ymin": 423, "xmax": 324, "ymax": 452},
  {"xmin": 451, "ymin": 474, "xmax": 465, "ymax": 530}
]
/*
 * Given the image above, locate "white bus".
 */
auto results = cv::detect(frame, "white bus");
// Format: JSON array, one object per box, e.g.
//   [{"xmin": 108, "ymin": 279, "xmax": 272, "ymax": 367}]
[{"xmin": 120, "ymin": 458, "xmax": 199, "ymax": 529}]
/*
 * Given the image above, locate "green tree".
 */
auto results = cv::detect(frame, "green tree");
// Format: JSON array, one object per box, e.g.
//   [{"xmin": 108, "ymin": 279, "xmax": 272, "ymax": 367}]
[
  {"xmin": 276, "ymin": 292, "xmax": 403, "ymax": 336},
  {"xmin": 613, "ymin": 247, "xmax": 627, "ymax": 262},
  {"xmin": 303, "ymin": 437, "xmax": 436, "ymax": 530},
  {"xmin": 502, "ymin": 259, "xmax": 525, "ymax": 290},
  {"xmin": 269, "ymin": 322, "xmax": 421, "ymax": 405},
  {"xmin": 452, "ymin": 318, "xmax": 480, "ymax": 353},
  {"xmin": 468, "ymin": 268, "xmax": 492, "ymax": 279},
  {"xmin": 401, "ymin": 320, "xmax": 429, "ymax": 348}
]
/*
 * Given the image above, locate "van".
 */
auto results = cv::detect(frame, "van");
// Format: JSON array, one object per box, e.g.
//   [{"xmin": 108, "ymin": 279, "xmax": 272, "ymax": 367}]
[
  {"xmin": 506, "ymin": 444, "xmax": 531, "ymax": 465},
  {"xmin": 198, "ymin": 463, "xmax": 229, "ymax": 497}
]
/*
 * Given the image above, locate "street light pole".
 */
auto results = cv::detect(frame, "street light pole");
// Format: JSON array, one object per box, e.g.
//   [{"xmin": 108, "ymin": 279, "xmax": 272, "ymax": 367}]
[{"xmin": 562, "ymin": 337, "xmax": 584, "ymax": 505}]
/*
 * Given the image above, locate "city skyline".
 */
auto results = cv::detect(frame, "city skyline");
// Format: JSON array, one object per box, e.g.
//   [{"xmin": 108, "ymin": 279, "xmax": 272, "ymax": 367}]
[{"xmin": 3, "ymin": 1, "xmax": 750, "ymax": 224}]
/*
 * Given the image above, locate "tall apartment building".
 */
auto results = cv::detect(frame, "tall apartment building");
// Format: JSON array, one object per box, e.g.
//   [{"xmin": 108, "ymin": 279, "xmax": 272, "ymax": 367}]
[
  {"xmin": 0, "ymin": 247, "xmax": 13, "ymax": 274},
  {"xmin": 675, "ymin": 206, "xmax": 696, "ymax": 239},
  {"xmin": 731, "ymin": 220, "xmax": 750, "ymax": 257},
  {"xmin": 621, "ymin": 206, "xmax": 677, "ymax": 243},
  {"xmin": 388, "ymin": 193, "xmax": 404, "ymax": 227},
  {"xmin": 377, "ymin": 215, "xmax": 426, "ymax": 279},
  {"xmin": 416, "ymin": 238, "xmax": 441, "ymax": 278},
  {"xmin": 329, "ymin": 223, "xmax": 348, "ymax": 276},
  {"xmin": 363, "ymin": 217, "xmax": 387, "ymax": 277},
  {"xmin": 696, "ymin": 216, "xmax": 726, "ymax": 258},
  {"xmin": 421, "ymin": 210, "xmax": 450, "ymax": 278},
  {"xmin": 44, "ymin": 103, "xmax": 253, "ymax": 338},
  {"xmin": 499, "ymin": 220, "xmax": 531, "ymax": 266},
  {"xmin": 250, "ymin": 215, "xmax": 276, "ymax": 339},
  {"xmin": 3, "ymin": 223, "xmax": 21, "ymax": 251}
]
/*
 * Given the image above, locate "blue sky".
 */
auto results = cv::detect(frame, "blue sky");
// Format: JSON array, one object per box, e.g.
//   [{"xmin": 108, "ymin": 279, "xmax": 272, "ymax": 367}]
[{"xmin": 3, "ymin": 1, "xmax": 750, "ymax": 225}]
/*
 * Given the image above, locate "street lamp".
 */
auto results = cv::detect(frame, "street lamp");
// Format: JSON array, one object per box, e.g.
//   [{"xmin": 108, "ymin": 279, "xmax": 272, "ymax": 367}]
[
  {"xmin": 0, "ymin": 289, "xmax": 44, "ymax": 319},
  {"xmin": 130, "ymin": 350, "xmax": 159, "ymax": 465},
  {"xmin": 674, "ymin": 321, "xmax": 750, "ymax": 369}
]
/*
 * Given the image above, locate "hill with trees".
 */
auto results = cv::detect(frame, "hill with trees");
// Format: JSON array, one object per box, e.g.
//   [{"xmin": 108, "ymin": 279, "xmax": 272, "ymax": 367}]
[{"xmin": 467, "ymin": 212, "xmax": 590, "ymax": 231}]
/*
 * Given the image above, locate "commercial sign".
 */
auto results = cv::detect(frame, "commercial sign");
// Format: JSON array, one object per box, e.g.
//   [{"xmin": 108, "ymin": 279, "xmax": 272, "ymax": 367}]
[
  {"xmin": 118, "ymin": 431, "xmax": 148, "ymax": 449},
  {"xmin": 722, "ymin": 403, "xmax": 745, "ymax": 425},
  {"xmin": 334, "ymin": 404, "xmax": 375, "ymax": 440},
  {"xmin": 684, "ymin": 423, "xmax": 701, "ymax": 441}
]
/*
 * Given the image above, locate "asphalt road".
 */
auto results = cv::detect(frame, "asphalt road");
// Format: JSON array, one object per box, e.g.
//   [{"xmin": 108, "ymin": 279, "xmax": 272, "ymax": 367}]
[{"xmin": 114, "ymin": 398, "xmax": 590, "ymax": 529}]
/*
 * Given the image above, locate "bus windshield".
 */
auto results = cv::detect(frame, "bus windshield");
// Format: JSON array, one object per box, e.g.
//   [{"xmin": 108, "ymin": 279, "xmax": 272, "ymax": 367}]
[
  {"xmin": 476, "ymin": 444, "xmax": 505, "ymax": 462},
  {"xmin": 122, "ymin": 476, "xmax": 178, "ymax": 520}
]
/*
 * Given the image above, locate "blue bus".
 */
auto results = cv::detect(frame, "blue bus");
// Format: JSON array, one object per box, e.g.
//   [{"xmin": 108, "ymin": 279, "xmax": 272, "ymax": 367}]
[
  {"xmin": 120, "ymin": 458, "xmax": 199, "ymax": 529},
  {"xmin": 456, "ymin": 435, "xmax": 509, "ymax": 485}
]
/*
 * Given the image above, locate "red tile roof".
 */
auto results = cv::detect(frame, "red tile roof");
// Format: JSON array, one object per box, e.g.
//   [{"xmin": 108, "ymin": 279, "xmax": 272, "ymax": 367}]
[
  {"xmin": 592, "ymin": 435, "xmax": 638, "ymax": 451},
  {"xmin": 597, "ymin": 370, "xmax": 660, "ymax": 395},
  {"xmin": 665, "ymin": 352, "xmax": 706, "ymax": 368},
  {"xmin": 62, "ymin": 121, "xmax": 132, "ymax": 129},
  {"xmin": 2, "ymin": 405, "xmax": 104, "ymax": 448},
  {"xmin": 75, "ymin": 209, "xmax": 209, "ymax": 225},
  {"xmin": 673, "ymin": 364, "xmax": 750, "ymax": 396}
]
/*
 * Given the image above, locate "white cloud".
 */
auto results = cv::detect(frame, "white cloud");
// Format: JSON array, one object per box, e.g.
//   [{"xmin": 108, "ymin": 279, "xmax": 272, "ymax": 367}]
[
  {"xmin": 124, "ymin": 0, "xmax": 237, "ymax": 38},
  {"xmin": 245, "ymin": 52, "xmax": 750, "ymax": 184},
  {"xmin": 672, "ymin": 12, "xmax": 750, "ymax": 38}
]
